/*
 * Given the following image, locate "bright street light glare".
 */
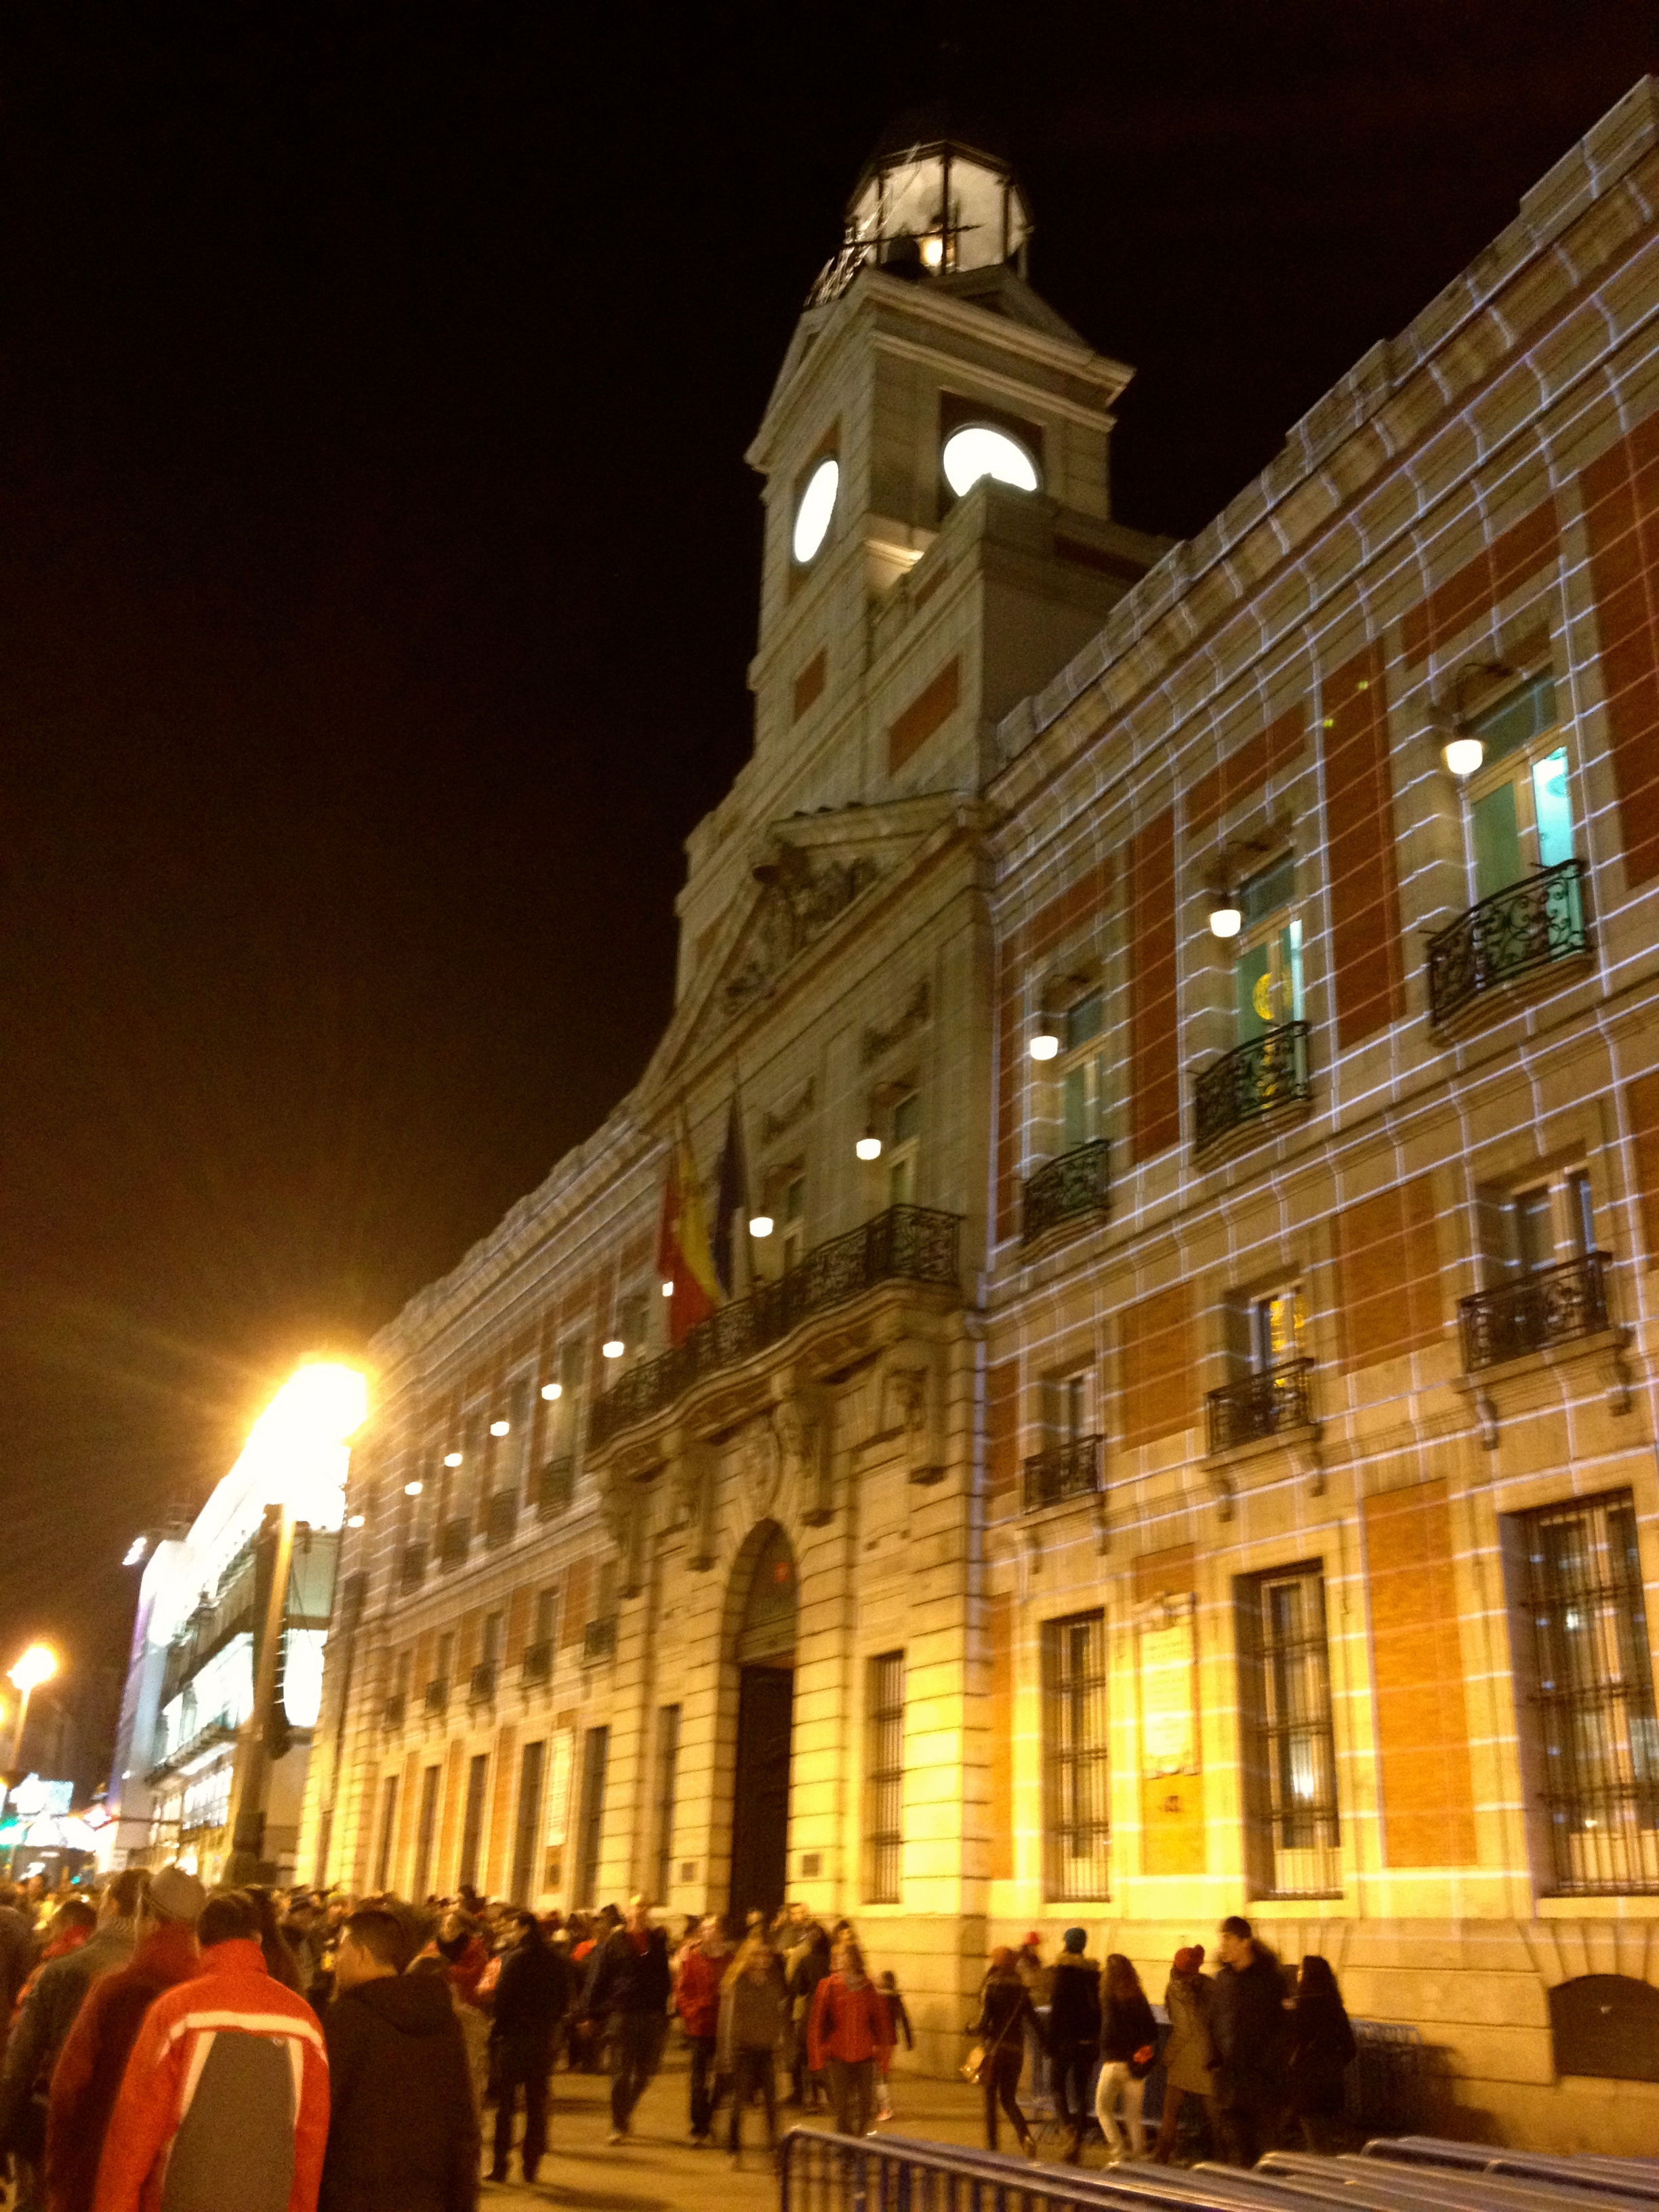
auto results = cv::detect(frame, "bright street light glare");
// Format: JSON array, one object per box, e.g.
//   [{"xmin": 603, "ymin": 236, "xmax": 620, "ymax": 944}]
[
  {"xmin": 9, "ymin": 1645, "xmax": 57, "ymax": 1694},
  {"xmin": 255, "ymin": 1361, "xmax": 367, "ymax": 1452}
]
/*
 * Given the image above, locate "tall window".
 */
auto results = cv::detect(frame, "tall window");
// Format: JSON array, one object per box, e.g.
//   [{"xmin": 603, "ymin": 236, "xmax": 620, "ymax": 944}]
[
  {"xmin": 1042, "ymin": 1370, "xmax": 1091, "ymax": 1448},
  {"xmin": 1233, "ymin": 852, "xmax": 1303, "ymax": 1042},
  {"xmin": 575, "ymin": 1725, "xmax": 609, "ymax": 1907},
  {"xmin": 1477, "ymin": 1168, "xmax": 1597, "ymax": 1282},
  {"xmin": 1248, "ymin": 1284, "xmax": 1305, "ymax": 1371},
  {"xmin": 1060, "ymin": 990, "xmax": 1106, "ymax": 1149},
  {"xmin": 457, "ymin": 1753, "xmax": 489, "ymax": 1893},
  {"xmin": 1515, "ymin": 1491, "xmax": 1659, "ymax": 1896},
  {"xmin": 1042, "ymin": 1610, "xmax": 1109, "ymax": 1900},
  {"xmin": 1464, "ymin": 672, "xmax": 1574, "ymax": 901},
  {"xmin": 781, "ymin": 1172, "xmax": 807, "ymax": 1271},
  {"xmin": 864, "ymin": 1652, "xmax": 905, "ymax": 1904},
  {"xmin": 653, "ymin": 1704, "xmax": 682, "ymax": 1904},
  {"xmin": 412, "ymin": 1764, "xmax": 440, "ymax": 1899},
  {"xmin": 373, "ymin": 1774, "xmax": 398, "ymax": 1891},
  {"xmin": 888, "ymin": 1092, "xmax": 920, "ymax": 1207},
  {"xmin": 1239, "ymin": 1564, "xmax": 1340, "ymax": 1898},
  {"xmin": 511, "ymin": 1740, "xmax": 545, "ymax": 1907}
]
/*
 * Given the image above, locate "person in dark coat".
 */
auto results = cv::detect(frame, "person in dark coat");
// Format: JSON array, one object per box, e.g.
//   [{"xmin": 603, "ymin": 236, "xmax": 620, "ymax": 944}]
[
  {"xmin": 1153, "ymin": 1946, "xmax": 1216, "ymax": 2164},
  {"xmin": 1286, "ymin": 1954, "xmax": 1355, "ymax": 2153},
  {"xmin": 583, "ymin": 1895, "xmax": 671, "ymax": 2144},
  {"xmin": 1210, "ymin": 1915, "xmax": 1288, "ymax": 2167},
  {"xmin": 785, "ymin": 1923, "xmax": 830, "ymax": 2108},
  {"xmin": 43, "ymin": 1866, "xmax": 203, "ymax": 2212},
  {"xmin": 321, "ymin": 1904, "xmax": 479, "ymax": 2212},
  {"xmin": 971, "ymin": 1948, "xmax": 1038, "ymax": 2157},
  {"xmin": 1046, "ymin": 1928, "xmax": 1101, "ymax": 2162},
  {"xmin": 1096, "ymin": 1953, "xmax": 1156, "ymax": 2161},
  {"xmin": 489, "ymin": 1910, "xmax": 573, "ymax": 2183}
]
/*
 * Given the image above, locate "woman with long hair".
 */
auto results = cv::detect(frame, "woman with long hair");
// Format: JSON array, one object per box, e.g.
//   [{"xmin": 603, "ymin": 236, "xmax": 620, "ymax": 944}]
[
  {"xmin": 1286, "ymin": 1954, "xmax": 1355, "ymax": 2153},
  {"xmin": 717, "ymin": 1936, "xmax": 790, "ymax": 2168},
  {"xmin": 971, "ymin": 1947, "xmax": 1039, "ymax": 2157},
  {"xmin": 806, "ymin": 1938, "xmax": 892, "ymax": 2141},
  {"xmin": 1096, "ymin": 1952, "xmax": 1157, "ymax": 2161}
]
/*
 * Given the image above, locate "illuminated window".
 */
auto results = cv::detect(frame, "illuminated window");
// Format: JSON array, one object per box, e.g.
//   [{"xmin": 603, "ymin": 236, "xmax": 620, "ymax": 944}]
[
  {"xmin": 888, "ymin": 1092, "xmax": 920, "ymax": 1207},
  {"xmin": 1250, "ymin": 1283, "xmax": 1305, "ymax": 1372},
  {"xmin": 864, "ymin": 1652, "xmax": 905, "ymax": 1904},
  {"xmin": 1464, "ymin": 674, "xmax": 1574, "ymax": 902},
  {"xmin": 1233, "ymin": 852, "xmax": 1303, "ymax": 1043},
  {"xmin": 1238, "ymin": 1563, "xmax": 1340, "ymax": 1899},
  {"xmin": 1042, "ymin": 1610, "xmax": 1109, "ymax": 1901}
]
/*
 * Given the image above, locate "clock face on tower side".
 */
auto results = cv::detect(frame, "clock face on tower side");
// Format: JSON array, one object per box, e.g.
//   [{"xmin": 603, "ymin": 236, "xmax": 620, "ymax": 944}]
[
  {"xmin": 941, "ymin": 424, "xmax": 1040, "ymax": 497},
  {"xmin": 792, "ymin": 456, "xmax": 839, "ymax": 565}
]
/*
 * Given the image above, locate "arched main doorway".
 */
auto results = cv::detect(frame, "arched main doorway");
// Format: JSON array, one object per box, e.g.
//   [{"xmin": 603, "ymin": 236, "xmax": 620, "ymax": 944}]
[{"xmin": 728, "ymin": 1523, "xmax": 797, "ymax": 1922}]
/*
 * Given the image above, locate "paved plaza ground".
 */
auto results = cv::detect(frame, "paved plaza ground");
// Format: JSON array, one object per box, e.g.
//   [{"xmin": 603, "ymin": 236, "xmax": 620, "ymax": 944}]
[{"xmin": 481, "ymin": 2053, "xmax": 1027, "ymax": 2212}]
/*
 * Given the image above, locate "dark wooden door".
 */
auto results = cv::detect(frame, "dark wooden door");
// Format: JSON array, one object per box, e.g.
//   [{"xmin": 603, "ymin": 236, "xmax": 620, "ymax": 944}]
[{"xmin": 729, "ymin": 1662, "xmax": 793, "ymax": 1921}]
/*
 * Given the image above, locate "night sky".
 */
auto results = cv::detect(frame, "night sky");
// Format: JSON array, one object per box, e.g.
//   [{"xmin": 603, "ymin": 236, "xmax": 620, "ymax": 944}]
[{"xmin": 1, "ymin": 1, "xmax": 1652, "ymax": 1757}]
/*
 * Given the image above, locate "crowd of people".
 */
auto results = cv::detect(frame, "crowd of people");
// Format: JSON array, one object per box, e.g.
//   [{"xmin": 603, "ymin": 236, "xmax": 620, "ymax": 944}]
[{"xmin": 0, "ymin": 1866, "xmax": 1357, "ymax": 2210}]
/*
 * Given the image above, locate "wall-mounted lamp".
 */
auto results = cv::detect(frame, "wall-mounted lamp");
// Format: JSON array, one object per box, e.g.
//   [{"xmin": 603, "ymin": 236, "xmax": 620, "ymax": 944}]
[
  {"xmin": 602, "ymin": 1337, "xmax": 625, "ymax": 1360},
  {"xmin": 661, "ymin": 1279, "xmax": 674, "ymax": 1298},
  {"xmin": 1029, "ymin": 1017, "xmax": 1061, "ymax": 1061},
  {"xmin": 748, "ymin": 1212, "xmax": 775, "ymax": 1238},
  {"xmin": 855, "ymin": 1127, "xmax": 883, "ymax": 1161},
  {"xmin": 540, "ymin": 1382, "xmax": 561, "ymax": 1401},
  {"xmin": 489, "ymin": 1419, "xmax": 510, "ymax": 1437},
  {"xmin": 346, "ymin": 1513, "xmax": 365, "ymax": 1529},
  {"xmin": 1441, "ymin": 733, "xmax": 1484, "ymax": 778},
  {"xmin": 1208, "ymin": 890, "xmax": 1243, "ymax": 940},
  {"xmin": 403, "ymin": 1479, "xmax": 424, "ymax": 1496},
  {"xmin": 442, "ymin": 1451, "xmax": 463, "ymax": 1468}
]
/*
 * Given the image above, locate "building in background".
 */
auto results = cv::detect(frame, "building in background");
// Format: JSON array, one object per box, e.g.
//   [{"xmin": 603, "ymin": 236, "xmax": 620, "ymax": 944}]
[{"xmin": 304, "ymin": 83, "xmax": 1659, "ymax": 2150}]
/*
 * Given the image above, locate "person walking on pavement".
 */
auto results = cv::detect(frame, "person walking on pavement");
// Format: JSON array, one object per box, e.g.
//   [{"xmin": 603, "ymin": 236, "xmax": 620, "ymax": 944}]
[
  {"xmin": 487, "ymin": 1910, "xmax": 571, "ymax": 2184},
  {"xmin": 1210, "ymin": 1915, "xmax": 1288, "ymax": 2168},
  {"xmin": 717, "ymin": 1937, "xmax": 789, "ymax": 2171},
  {"xmin": 784, "ymin": 1920, "xmax": 830, "ymax": 2109},
  {"xmin": 1046, "ymin": 1927, "xmax": 1101, "ymax": 2162},
  {"xmin": 91, "ymin": 1887, "xmax": 330, "ymax": 2212},
  {"xmin": 0, "ymin": 1872, "xmax": 148, "ymax": 2212},
  {"xmin": 1153, "ymin": 1946, "xmax": 1217, "ymax": 2164},
  {"xmin": 583, "ymin": 1893, "xmax": 670, "ymax": 2144},
  {"xmin": 0, "ymin": 1883, "xmax": 35, "ymax": 2055},
  {"xmin": 674, "ymin": 1915, "xmax": 732, "ymax": 2146},
  {"xmin": 806, "ymin": 1938, "xmax": 891, "ymax": 2142},
  {"xmin": 1285, "ymin": 1954, "xmax": 1355, "ymax": 2154},
  {"xmin": 970, "ymin": 1948, "xmax": 1038, "ymax": 2158},
  {"xmin": 319, "ymin": 1904, "xmax": 478, "ymax": 2212},
  {"xmin": 46, "ymin": 1865, "xmax": 203, "ymax": 2212},
  {"xmin": 1096, "ymin": 1953, "xmax": 1157, "ymax": 2162}
]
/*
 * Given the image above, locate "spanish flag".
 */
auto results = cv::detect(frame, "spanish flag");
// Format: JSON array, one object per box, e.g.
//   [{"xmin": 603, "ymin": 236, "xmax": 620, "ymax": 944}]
[{"xmin": 657, "ymin": 1118, "xmax": 720, "ymax": 1345}]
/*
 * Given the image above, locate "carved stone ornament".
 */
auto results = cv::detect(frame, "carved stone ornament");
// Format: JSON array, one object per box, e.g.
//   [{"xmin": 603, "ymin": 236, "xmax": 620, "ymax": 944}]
[
  {"xmin": 741, "ymin": 1413, "xmax": 783, "ymax": 1520},
  {"xmin": 860, "ymin": 978, "xmax": 931, "ymax": 1067},
  {"xmin": 672, "ymin": 1437, "xmax": 718, "ymax": 1572},
  {"xmin": 762, "ymin": 1079, "xmax": 817, "ymax": 1144},
  {"xmin": 723, "ymin": 842, "xmax": 880, "ymax": 1014},
  {"xmin": 777, "ymin": 1391, "xmax": 833, "ymax": 1526}
]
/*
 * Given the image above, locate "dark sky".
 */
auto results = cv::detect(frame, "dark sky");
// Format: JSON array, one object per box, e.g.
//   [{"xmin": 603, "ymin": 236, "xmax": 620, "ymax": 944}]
[{"xmin": 1, "ymin": 1, "xmax": 1652, "ymax": 1742}]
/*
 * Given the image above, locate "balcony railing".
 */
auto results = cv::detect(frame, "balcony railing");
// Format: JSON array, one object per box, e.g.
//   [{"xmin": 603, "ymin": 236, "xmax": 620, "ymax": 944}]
[
  {"xmin": 1427, "ymin": 860, "xmax": 1589, "ymax": 1028},
  {"xmin": 520, "ymin": 1639, "xmax": 552, "ymax": 1685},
  {"xmin": 1460, "ymin": 1251, "xmax": 1610, "ymax": 1372},
  {"xmin": 1194, "ymin": 1023, "xmax": 1311, "ymax": 1155},
  {"xmin": 1022, "ymin": 1435, "xmax": 1103, "ymax": 1514},
  {"xmin": 398, "ymin": 1542, "xmax": 427, "ymax": 1593},
  {"xmin": 423, "ymin": 1677, "xmax": 449, "ymax": 1715},
  {"xmin": 537, "ymin": 1457, "xmax": 574, "ymax": 1521},
  {"xmin": 485, "ymin": 1490, "xmax": 516, "ymax": 1549},
  {"xmin": 437, "ymin": 1517, "xmax": 469, "ymax": 1568},
  {"xmin": 468, "ymin": 1660, "xmax": 497, "ymax": 1703},
  {"xmin": 1022, "ymin": 1139, "xmax": 1109, "ymax": 1246},
  {"xmin": 381, "ymin": 1692, "xmax": 406, "ymax": 1729},
  {"xmin": 582, "ymin": 1616, "xmax": 618, "ymax": 1664},
  {"xmin": 1206, "ymin": 1357, "xmax": 1315, "ymax": 1454},
  {"xmin": 588, "ymin": 1204, "xmax": 962, "ymax": 1450}
]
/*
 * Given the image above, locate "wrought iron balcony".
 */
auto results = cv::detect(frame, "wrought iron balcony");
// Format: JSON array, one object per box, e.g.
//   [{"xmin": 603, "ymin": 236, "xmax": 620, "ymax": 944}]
[
  {"xmin": 1427, "ymin": 860, "xmax": 1589, "ymax": 1028},
  {"xmin": 485, "ymin": 1490, "xmax": 516, "ymax": 1549},
  {"xmin": 398, "ymin": 1542, "xmax": 427, "ymax": 1593},
  {"xmin": 422, "ymin": 1677, "xmax": 449, "ymax": 1715},
  {"xmin": 380, "ymin": 1692, "xmax": 406, "ymax": 1729},
  {"xmin": 468, "ymin": 1660, "xmax": 497, "ymax": 1703},
  {"xmin": 582, "ymin": 1616, "xmax": 618, "ymax": 1664},
  {"xmin": 437, "ymin": 1517, "xmax": 469, "ymax": 1568},
  {"xmin": 589, "ymin": 1204, "xmax": 962, "ymax": 1450},
  {"xmin": 537, "ymin": 1457, "xmax": 574, "ymax": 1521},
  {"xmin": 1460, "ymin": 1251, "xmax": 1610, "ymax": 1372},
  {"xmin": 1206, "ymin": 1357, "xmax": 1315, "ymax": 1454},
  {"xmin": 1194, "ymin": 1023, "xmax": 1312, "ymax": 1155},
  {"xmin": 1022, "ymin": 1435, "xmax": 1103, "ymax": 1513},
  {"xmin": 520, "ymin": 1639, "xmax": 552, "ymax": 1685},
  {"xmin": 1022, "ymin": 1139, "xmax": 1109, "ymax": 1246}
]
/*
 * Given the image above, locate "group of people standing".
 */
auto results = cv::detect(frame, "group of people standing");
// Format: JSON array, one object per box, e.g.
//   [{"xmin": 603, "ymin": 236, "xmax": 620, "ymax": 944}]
[{"xmin": 979, "ymin": 1913, "xmax": 1356, "ymax": 2167}]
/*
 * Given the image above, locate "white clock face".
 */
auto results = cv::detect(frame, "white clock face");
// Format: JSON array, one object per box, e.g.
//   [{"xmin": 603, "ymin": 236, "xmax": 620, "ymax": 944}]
[
  {"xmin": 941, "ymin": 424, "xmax": 1039, "ymax": 498},
  {"xmin": 792, "ymin": 456, "xmax": 839, "ymax": 565}
]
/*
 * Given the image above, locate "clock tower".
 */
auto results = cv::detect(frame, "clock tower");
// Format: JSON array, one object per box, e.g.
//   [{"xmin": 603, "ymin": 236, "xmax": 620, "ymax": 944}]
[{"xmin": 675, "ymin": 115, "xmax": 1162, "ymax": 998}]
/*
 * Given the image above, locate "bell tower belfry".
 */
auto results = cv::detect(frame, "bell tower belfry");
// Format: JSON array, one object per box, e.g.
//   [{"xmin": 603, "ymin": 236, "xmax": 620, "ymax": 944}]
[{"xmin": 674, "ymin": 115, "xmax": 1163, "ymax": 1002}]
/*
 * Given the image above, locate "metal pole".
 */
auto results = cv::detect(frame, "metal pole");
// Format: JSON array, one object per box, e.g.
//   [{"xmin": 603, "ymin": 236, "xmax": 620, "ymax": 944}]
[
  {"xmin": 223, "ymin": 1500, "xmax": 295, "ymax": 1883},
  {"xmin": 7, "ymin": 1685, "xmax": 33, "ymax": 1782}
]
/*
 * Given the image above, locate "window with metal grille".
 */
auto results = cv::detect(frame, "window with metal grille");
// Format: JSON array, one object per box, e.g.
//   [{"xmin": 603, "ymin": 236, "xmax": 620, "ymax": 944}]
[
  {"xmin": 511, "ymin": 1740, "xmax": 545, "ymax": 1907},
  {"xmin": 457, "ymin": 1753, "xmax": 489, "ymax": 1893},
  {"xmin": 373, "ymin": 1773, "xmax": 398, "ymax": 1891},
  {"xmin": 864, "ymin": 1652, "xmax": 905, "ymax": 1903},
  {"xmin": 1238, "ymin": 1563, "xmax": 1341, "ymax": 1898},
  {"xmin": 1516, "ymin": 1490, "xmax": 1659, "ymax": 1896},
  {"xmin": 411, "ymin": 1763, "xmax": 440, "ymax": 1900},
  {"xmin": 653, "ymin": 1704, "xmax": 681, "ymax": 1904},
  {"xmin": 575, "ymin": 1725, "xmax": 609, "ymax": 1908},
  {"xmin": 1041, "ymin": 1610, "xmax": 1109, "ymax": 1900}
]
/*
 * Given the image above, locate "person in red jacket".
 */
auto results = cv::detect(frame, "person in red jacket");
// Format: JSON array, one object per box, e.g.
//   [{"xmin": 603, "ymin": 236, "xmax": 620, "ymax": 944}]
[
  {"xmin": 91, "ymin": 1888, "xmax": 329, "ymax": 2212},
  {"xmin": 674, "ymin": 1916, "xmax": 732, "ymax": 2146},
  {"xmin": 806, "ymin": 1939, "xmax": 893, "ymax": 2141}
]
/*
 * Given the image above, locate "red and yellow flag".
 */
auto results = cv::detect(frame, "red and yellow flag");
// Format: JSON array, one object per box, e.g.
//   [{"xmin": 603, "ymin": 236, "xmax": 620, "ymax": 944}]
[{"xmin": 657, "ymin": 1120, "xmax": 720, "ymax": 1345}]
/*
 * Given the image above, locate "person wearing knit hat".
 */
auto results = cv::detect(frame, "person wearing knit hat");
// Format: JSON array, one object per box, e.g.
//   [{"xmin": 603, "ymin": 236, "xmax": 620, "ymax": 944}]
[
  {"xmin": 1046, "ymin": 1927, "xmax": 1101, "ymax": 2161},
  {"xmin": 1153, "ymin": 1942, "xmax": 1217, "ymax": 2165}
]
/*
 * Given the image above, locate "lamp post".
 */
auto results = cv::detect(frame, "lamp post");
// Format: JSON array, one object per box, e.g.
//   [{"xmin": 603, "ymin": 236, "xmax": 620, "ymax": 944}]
[
  {"xmin": 4, "ymin": 1645, "xmax": 58, "ymax": 1793},
  {"xmin": 221, "ymin": 1361, "xmax": 366, "ymax": 1885}
]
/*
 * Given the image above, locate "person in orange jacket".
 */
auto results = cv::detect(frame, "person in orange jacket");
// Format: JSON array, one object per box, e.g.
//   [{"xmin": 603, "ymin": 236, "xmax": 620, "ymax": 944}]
[
  {"xmin": 806, "ymin": 1938, "xmax": 892, "ymax": 2141},
  {"xmin": 92, "ymin": 1889, "xmax": 329, "ymax": 2212}
]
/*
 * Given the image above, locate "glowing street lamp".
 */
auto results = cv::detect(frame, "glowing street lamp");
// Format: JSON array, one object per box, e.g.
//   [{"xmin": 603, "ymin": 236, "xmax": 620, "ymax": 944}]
[{"xmin": 7, "ymin": 1644, "xmax": 58, "ymax": 1780}]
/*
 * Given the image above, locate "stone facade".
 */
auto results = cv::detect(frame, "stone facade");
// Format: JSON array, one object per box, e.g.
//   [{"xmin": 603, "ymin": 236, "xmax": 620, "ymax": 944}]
[{"xmin": 302, "ymin": 88, "xmax": 1659, "ymax": 2144}]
